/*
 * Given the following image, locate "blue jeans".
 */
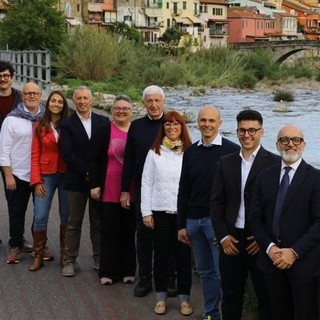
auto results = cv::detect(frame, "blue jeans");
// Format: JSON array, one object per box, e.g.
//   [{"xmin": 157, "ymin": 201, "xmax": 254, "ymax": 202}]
[
  {"xmin": 186, "ymin": 217, "xmax": 221, "ymax": 320},
  {"xmin": 33, "ymin": 173, "xmax": 68, "ymax": 231}
]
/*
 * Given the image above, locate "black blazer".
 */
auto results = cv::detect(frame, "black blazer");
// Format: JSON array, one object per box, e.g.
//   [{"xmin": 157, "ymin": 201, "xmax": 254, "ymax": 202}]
[
  {"xmin": 89, "ymin": 122, "xmax": 111, "ymax": 194},
  {"xmin": 59, "ymin": 111, "xmax": 109, "ymax": 191},
  {"xmin": 249, "ymin": 160, "xmax": 320, "ymax": 277},
  {"xmin": 210, "ymin": 146, "xmax": 280, "ymax": 241}
]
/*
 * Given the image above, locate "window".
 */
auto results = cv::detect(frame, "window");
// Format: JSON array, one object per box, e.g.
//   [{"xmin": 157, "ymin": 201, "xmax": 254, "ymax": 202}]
[
  {"xmin": 200, "ymin": 5, "xmax": 208, "ymax": 13},
  {"xmin": 183, "ymin": 1, "xmax": 187, "ymax": 9},
  {"xmin": 166, "ymin": 2, "xmax": 169, "ymax": 9},
  {"xmin": 167, "ymin": 18, "xmax": 171, "ymax": 28},
  {"xmin": 212, "ymin": 8, "xmax": 223, "ymax": 16},
  {"xmin": 173, "ymin": 2, "xmax": 178, "ymax": 15}
]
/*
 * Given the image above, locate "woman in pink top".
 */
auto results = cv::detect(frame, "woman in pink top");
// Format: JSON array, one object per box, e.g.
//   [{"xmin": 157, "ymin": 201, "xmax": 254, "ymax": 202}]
[{"xmin": 90, "ymin": 95, "xmax": 135, "ymax": 285}]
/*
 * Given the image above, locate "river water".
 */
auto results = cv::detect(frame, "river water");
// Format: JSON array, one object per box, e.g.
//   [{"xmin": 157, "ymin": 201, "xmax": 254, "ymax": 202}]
[{"xmin": 164, "ymin": 87, "xmax": 320, "ymax": 168}]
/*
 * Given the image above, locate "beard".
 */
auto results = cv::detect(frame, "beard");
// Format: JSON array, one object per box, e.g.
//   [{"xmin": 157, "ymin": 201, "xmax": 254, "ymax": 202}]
[{"xmin": 279, "ymin": 149, "xmax": 302, "ymax": 163}]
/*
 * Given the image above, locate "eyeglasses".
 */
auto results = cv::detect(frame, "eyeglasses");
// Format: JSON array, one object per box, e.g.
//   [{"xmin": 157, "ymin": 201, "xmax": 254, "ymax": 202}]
[
  {"xmin": 237, "ymin": 127, "xmax": 262, "ymax": 136},
  {"xmin": 164, "ymin": 121, "xmax": 181, "ymax": 128},
  {"xmin": 0, "ymin": 73, "xmax": 11, "ymax": 80},
  {"xmin": 23, "ymin": 92, "xmax": 41, "ymax": 97},
  {"xmin": 278, "ymin": 137, "xmax": 304, "ymax": 146},
  {"xmin": 112, "ymin": 107, "xmax": 132, "ymax": 112}
]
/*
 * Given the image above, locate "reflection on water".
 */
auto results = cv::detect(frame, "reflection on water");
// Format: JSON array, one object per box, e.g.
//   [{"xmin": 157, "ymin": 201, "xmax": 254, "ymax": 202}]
[{"xmin": 165, "ymin": 87, "xmax": 320, "ymax": 168}]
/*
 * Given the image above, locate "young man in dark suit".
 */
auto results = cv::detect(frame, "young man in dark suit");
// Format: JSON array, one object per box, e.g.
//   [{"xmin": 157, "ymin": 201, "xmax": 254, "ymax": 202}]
[
  {"xmin": 250, "ymin": 125, "xmax": 320, "ymax": 320},
  {"xmin": 211, "ymin": 109, "xmax": 280, "ymax": 320},
  {"xmin": 59, "ymin": 86, "xmax": 109, "ymax": 277}
]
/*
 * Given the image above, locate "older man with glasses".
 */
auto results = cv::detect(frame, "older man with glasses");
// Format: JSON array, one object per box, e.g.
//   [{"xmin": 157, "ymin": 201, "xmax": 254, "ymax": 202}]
[
  {"xmin": 0, "ymin": 82, "xmax": 44, "ymax": 263},
  {"xmin": 249, "ymin": 124, "xmax": 320, "ymax": 320}
]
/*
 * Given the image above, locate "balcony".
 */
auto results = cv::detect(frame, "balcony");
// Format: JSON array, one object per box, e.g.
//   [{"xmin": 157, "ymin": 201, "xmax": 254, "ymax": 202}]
[
  {"xmin": 198, "ymin": 26, "xmax": 204, "ymax": 32},
  {"xmin": 172, "ymin": 9, "xmax": 182, "ymax": 16},
  {"xmin": 209, "ymin": 29, "xmax": 228, "ymax": 36}
]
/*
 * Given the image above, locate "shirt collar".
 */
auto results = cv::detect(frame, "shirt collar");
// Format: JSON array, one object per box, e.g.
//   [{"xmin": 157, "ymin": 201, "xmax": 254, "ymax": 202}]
[
  {"xmin": 76, "ymin": 110, "xmax": 92, "ymax": 121},
  {"xmin": 239, "ymin": 145, "xmax": 261, "ymax": 161},
  {"xmin": 197, "ymin": 133, "xmax": 222, "ymax": 147},
  {"xmin": 147, "ymin": 112, "xmax": 163, "ymax": 120},
  {"xmin": 281, "ymin": 158, "xmax": 302, "ymax": 171}
]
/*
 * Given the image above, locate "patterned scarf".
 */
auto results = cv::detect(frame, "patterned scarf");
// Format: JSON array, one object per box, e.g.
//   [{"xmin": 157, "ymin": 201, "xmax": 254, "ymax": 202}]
[
  {"xmin": 162, "ymin": 136, "xmax": 183, "ymax": 152},
  {"xmin": 8, "ymin": 103, "xmax": 44, "ymax": 122}
]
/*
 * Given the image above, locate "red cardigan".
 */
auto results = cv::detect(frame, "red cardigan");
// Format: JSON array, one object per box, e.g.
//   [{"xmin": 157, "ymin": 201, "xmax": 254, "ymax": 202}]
[{"xmin": 30, "ymin": 122, "xmax": 67, "ymax": 187}]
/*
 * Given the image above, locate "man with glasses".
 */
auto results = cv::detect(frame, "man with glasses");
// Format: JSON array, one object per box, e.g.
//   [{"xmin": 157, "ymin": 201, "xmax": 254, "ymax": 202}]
[
  {"xmin": 177, "ymin": 105, "xmax": 239, "ymax": 320},
  {"xmin": 0, "ymin": 82, "xmax": 44, "ymax": 263},
  {"xmin": 249, "ymin": 125, "xmax": 320, "ymax": 320},
  {"xmin": 0, "ymin": 60, "xmax": 22, "ymax": 129},
  {"xmin": 210, "ymin": 109, "xmax": 280, "ymax": 320}
]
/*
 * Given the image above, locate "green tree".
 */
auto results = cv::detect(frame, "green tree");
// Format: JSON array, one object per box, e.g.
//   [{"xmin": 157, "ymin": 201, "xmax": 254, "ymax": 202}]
[
  {"xmin": 110, "ymin": 22, "xmax": 144, "ymax": 44},
  {"xmin": 0, "ymin": 0, "xmax": 66, "ymax": 53}
]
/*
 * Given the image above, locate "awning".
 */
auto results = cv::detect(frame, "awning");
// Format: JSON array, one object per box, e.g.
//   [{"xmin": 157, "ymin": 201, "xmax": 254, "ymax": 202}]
[
  {"xmin": 187, "ymin": 16, "xmax": 205, "ymax": 25},
  {"xmin": 66, "ymin": 18, "xmax": 83, "ymax": 26},
  {"xmin": 173, "ymin": 17, "xmax": 191, "ymax": 25},
  {"xmin": 88, "ymin": 4, "xmax": 102, "ymax": 12},
  {"xmin": 145, "ymin": 8, "xmax": 162, "ymax": 17}
]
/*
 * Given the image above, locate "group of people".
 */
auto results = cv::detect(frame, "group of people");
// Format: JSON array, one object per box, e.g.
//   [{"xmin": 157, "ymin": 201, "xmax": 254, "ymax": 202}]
[{"xmin": 0, "ymin": 59, "xmax": 319, "ymax": 320}]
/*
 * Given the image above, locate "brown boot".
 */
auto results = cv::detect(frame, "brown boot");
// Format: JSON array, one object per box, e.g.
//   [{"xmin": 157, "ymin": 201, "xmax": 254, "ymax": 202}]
[
  {"xmin": 29, "ymin": 230, "xmax": 47, "ymax": 271},
  {"xmin": 60, "ymin": 224, "xmax": 67, "ymax": 266}
]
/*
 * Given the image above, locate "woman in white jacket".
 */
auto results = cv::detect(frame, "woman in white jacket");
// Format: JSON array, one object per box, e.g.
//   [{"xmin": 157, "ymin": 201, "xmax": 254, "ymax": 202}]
[{"xmin": 141, "ymin": 110, "xmax": 192, "ymax": 316}]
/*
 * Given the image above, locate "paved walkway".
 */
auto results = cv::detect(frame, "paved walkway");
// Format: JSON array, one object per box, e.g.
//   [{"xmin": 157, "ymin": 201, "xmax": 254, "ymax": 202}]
[{"xmin": 0, "ymin": 178, "xmax": 210, "ymax": 320}]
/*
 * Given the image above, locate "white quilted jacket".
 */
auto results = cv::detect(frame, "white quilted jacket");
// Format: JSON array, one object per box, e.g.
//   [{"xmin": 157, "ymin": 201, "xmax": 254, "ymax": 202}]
[{"xmin": 141, "ymin": 145, "xmax": 183, "ymax": 217}]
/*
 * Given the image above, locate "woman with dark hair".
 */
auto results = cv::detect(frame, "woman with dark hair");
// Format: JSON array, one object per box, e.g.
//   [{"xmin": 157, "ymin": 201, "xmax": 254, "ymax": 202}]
[
  {"xmin": 29, "ymin": 90, "xmax": 69, "ymax": 271},
  {"xmin": 141, "ymin": 110, "xmax": 193, "ymax": 316}
]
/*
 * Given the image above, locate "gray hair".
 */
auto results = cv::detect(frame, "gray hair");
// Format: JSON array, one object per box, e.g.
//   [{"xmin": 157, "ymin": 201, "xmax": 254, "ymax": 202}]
[
  {"xmin": 73, "ymin": 86, "xmax": 92, "ymax": 98},
  {"xmin": 142, "ymin": 85, "xmax": 165, "ymax": 101},
  {"xmin": 113, "ymin": 94, "xmax": 133, "ymax": 106}
]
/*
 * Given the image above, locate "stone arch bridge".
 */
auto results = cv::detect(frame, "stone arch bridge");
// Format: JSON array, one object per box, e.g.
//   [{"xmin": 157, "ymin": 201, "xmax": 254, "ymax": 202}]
[{"xmin": 232, "ymin": 40, "xmax": 320, "ymax": 63}]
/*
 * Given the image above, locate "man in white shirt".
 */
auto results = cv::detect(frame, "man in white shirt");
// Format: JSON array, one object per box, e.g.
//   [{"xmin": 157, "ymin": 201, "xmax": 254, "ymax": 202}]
[{"xmin": 0, "ymin": 82, "xmax": 44, "ymax": 264}]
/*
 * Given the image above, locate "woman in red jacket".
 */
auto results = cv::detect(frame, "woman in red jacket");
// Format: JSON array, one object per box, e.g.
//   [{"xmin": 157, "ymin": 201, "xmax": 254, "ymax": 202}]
[{"xmin": 29, "ymin": 90, "xmax": 69, "ymax": 271}]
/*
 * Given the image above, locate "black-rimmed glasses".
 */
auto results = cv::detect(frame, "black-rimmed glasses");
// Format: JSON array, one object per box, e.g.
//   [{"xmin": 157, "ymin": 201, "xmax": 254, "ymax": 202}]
[
  {"xmin": 237, "ymin": 127, "xmax": 262, "ymax": 136},
  {"xmin": 278, "ymin": 137, "xmax": 304, "ymax": 146}
]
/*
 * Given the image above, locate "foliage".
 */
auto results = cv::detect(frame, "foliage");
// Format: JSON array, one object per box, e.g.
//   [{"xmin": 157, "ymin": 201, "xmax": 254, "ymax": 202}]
[
  {"xmin": 109, "ymin": 22, "xmax": 144, "ymax": 44},
  {"xmin": 0, "ymin": 0, "xmax": 66, "ymax": 53},
  {"xmin": 159, "ymin": 27, "xmax": 182, "ymax": 45},
  {"xmin": 243, "ymin": 49, "xmax": 280, "ymax": 80},
  {"xmin": 273, "ymin": 90, "xmax": 295, "ymax": 102},
  {"xmin": 290, "ymin": 64, "xmax": 313, "ymax": 79},
  {"xmin": 237, "ymin": 71, "xmax": 258, "ymax": 89}
]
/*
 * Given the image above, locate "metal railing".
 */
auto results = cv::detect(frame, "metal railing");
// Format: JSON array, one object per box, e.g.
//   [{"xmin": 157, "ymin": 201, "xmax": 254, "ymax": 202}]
[{"xmin": 0, "ymin": 50, "xmax": 51, "ymax": 95}]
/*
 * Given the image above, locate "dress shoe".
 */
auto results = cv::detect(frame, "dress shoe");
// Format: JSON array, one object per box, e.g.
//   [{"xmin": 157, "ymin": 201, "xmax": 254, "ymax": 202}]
[
  {"xmin": 167, "ymin": 276, "xmax": 178, "ymax": 297},
  {"xmin": 21, "ymin": 238, "xmax": 33, "ymax": 253},
  {"xmin": 134, "ymin": 277, "xmax": 152, "ymax": 297},
  {"xmin": 6, "ymin": 247, "xmax": 21, "ymax": 264}
]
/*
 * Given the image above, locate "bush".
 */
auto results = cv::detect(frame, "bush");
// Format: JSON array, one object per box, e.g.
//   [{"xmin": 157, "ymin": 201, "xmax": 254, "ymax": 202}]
[
  {"xmin": 273, "ymin": 90, "xmax": 294, "ymax": 101},
  {"xmin": 237, "ymin": 71, "xmax": 258, "ymax": 89}
]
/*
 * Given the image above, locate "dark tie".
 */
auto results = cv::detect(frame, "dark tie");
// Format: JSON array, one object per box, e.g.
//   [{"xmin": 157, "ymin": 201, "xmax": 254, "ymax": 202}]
[{"xmin": 272, "ymin": 166, "xmax": 292, "ymax": 238}]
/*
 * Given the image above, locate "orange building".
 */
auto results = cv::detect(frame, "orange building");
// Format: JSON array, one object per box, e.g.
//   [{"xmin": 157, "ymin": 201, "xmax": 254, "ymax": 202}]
[{"xmin": 228, "ymin": 7, "xmax": 276, "ymax": 43}]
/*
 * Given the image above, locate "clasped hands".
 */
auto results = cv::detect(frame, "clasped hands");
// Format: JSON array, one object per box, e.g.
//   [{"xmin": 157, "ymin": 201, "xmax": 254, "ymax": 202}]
[
  {"xmin": 268, "ymin": 246, "xmax": 297, "ymax": 270},
  {"xmin": 222, "ymin": 235, "xmax": 260, "ymax": 256}
]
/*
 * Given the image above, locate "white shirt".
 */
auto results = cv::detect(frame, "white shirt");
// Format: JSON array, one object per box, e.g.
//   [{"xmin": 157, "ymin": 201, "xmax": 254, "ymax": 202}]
[
  {"xmin": 235, "ymin": 145, "xmax": 261, "ymax": 228},
  {"xmin": 76, "ymin": 111, "xmax": 92, "ymax": 139},
  {"xmin": 0, "ymin": 116, "xmax": 34, "ymax": 182},
  {"xmin": 197, "ymin": 133, "xmax": 222, "ymax": 147}
]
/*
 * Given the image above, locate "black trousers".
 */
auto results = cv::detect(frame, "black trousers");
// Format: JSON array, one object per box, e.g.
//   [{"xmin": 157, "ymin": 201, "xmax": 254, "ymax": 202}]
[
  {"xmin": 265, "ymin": 271, "xmax": 318, "ymax": 320},
  {"xmin": 99, "ymin": 202, "xmax": 136, "ymax": 282},
  {"xmin": 220, "ymin": 228, "xmax": 271, "ymax": 320},
  {"xmin": 152, "ymin": 211, "xmax": 191, "ymax": 295},
  {"xmin": 2, "ymin": 173, "xmax": 33, "ymax": 248}
]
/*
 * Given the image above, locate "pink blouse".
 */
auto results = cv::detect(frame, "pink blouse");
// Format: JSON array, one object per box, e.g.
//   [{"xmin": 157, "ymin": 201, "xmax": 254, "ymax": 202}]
[{"xmin": 102, "ymin": 122, "xmax": 129, "ymax": 203}]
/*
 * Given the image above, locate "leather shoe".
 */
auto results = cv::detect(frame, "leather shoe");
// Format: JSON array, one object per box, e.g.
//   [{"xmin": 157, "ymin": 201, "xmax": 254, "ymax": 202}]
[
  {"xmin": 180, "ymin": 301, "xmax": 193, "ymax": 316},
  {"xmin": 134, "ymin": 277, "xmax": 152, "ymax": 297}
]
